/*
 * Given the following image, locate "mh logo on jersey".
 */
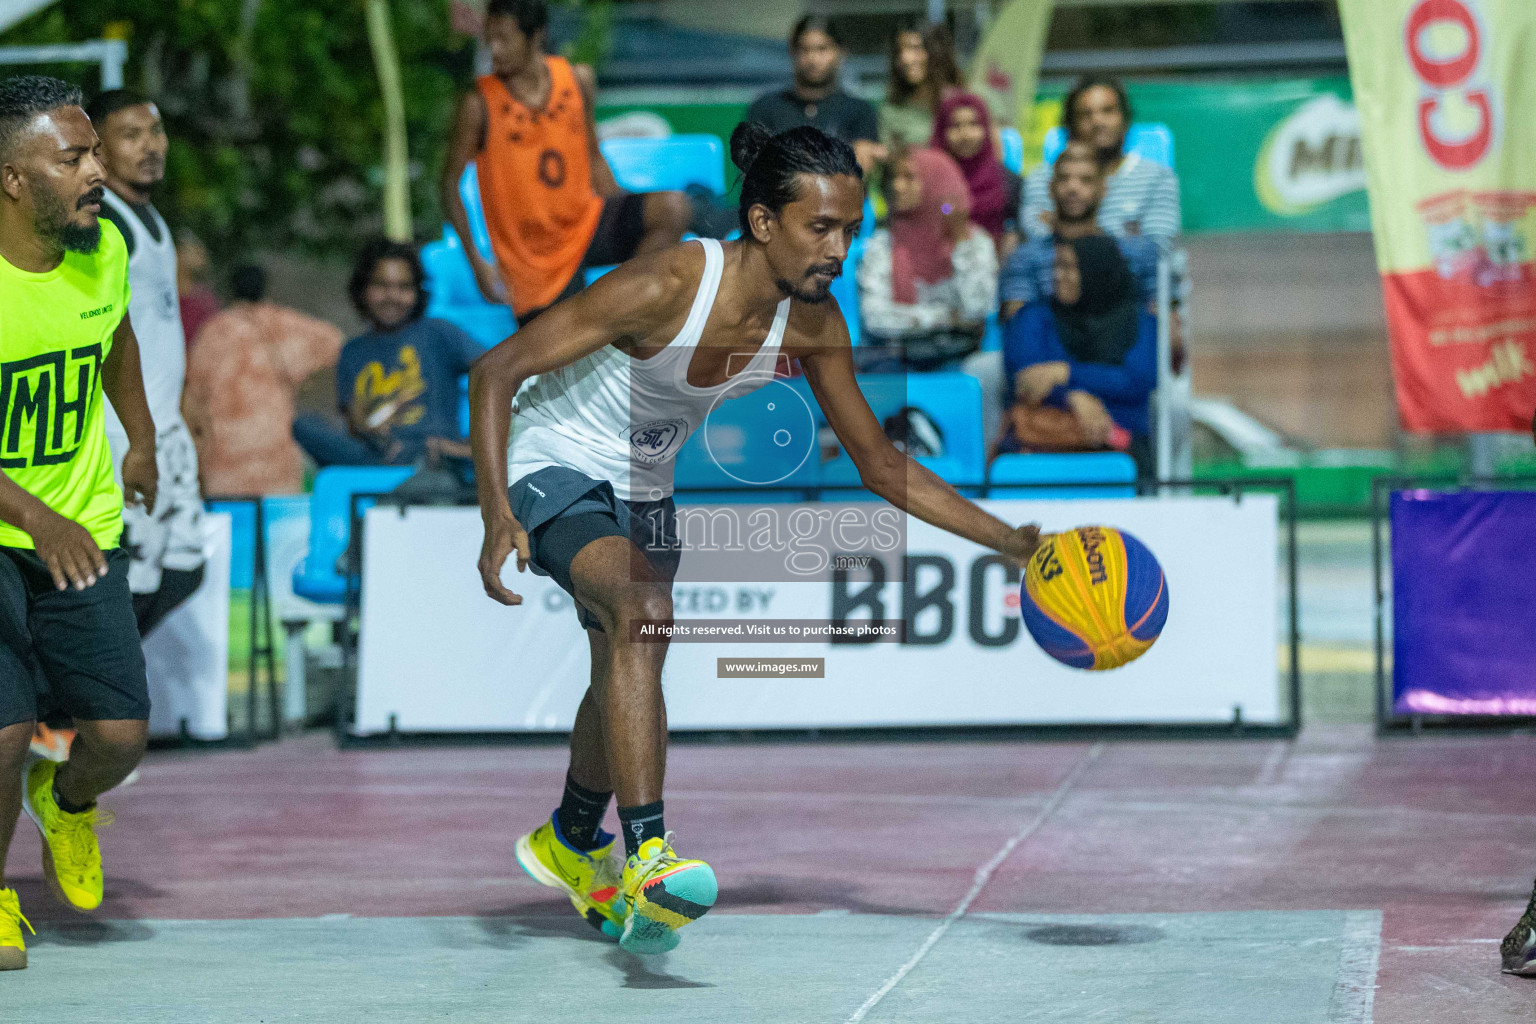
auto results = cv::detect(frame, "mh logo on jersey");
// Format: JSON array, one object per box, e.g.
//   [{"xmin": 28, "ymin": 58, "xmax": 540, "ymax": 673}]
[
  {"xmin": 0, "ymin": 345, "xmax": 104, "ymax": 468},
  {"xmin": 628, "ymin": 418, "xmax": 688, "ymax": 465}
]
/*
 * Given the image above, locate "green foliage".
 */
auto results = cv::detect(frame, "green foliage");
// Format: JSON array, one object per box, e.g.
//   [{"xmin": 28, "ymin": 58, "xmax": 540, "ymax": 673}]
[
  {"xmin": 0, "ymin": 0, "xmax": 471, "ymax": 260},
  {"xmin": 559, "ymin": 0, "xmax": 613, "ymax": 69}
]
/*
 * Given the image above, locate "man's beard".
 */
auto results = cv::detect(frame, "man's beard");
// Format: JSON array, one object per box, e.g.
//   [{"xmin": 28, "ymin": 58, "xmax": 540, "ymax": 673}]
[
  {"xmin": 35, "ymin": 184, "xmax": 103, "ymax": 254},
  {"xmin": 1055, "ymin": 203, "xmax": 1098, "ymax": 230},
  {"xmin": 775, "ymin": 271, "xmax": 837, "ymax": 305},
  {"xmin": 796, "ymin": 68, "xmax": 836, "ymax": 92}
]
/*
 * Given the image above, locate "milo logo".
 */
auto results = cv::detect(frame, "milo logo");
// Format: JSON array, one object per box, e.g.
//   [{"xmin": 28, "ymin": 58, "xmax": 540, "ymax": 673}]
[{"xmin": 1079, "ymin": 527, "xmax": 1108, "ymax": 585}]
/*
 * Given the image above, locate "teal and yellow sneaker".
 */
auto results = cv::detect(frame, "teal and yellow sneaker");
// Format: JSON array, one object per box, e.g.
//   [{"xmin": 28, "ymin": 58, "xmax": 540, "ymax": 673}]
[
  {"xmin": 22, "ymin": 757, "xmax": 111, "ymax": 912},
  {"xmin": 514, "ymin": 813, "xmax": 626, "ymax": 938},
  {"xmin": 0, "ymin": 888, "xmax": 33, "ymax": 970},
  {"xmin": 618, "ymin": 832, "xmax": 718, "ymax": 955}
]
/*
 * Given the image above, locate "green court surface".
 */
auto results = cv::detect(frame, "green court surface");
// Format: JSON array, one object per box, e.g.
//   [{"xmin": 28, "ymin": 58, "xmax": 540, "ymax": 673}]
[{"xmin": 9, "ymin": 910, "xmax": 1378, "ymax": 1023}]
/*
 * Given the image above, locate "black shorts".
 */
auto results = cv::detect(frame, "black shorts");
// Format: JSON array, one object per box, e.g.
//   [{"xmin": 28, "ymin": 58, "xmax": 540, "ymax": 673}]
[
  {"xmin": 519, "ymin": 191, "xmax": 649, "ymax": 326},
  {"xmin": 509, "ymin": 466, "xmax": 679, "ymax": 633},
  {"xmin": 0, "ymin": 546, "xmax": 149, "ymax": 730}
]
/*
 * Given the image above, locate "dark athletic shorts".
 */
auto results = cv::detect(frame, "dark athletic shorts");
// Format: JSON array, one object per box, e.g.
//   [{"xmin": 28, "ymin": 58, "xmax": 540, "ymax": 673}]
[
  {"xmin": 0, "ymin": 546, "xmax": 149, "ymax": 730},
  {"xmin": 509, "ymin": 466, "xmax": 679, "ymax": 633},
  {"xmin": 518, "ymin": 191, "xmax": 649, "ymax": 326}
]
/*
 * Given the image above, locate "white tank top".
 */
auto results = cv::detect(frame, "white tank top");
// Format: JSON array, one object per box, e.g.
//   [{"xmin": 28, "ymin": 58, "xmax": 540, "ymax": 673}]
[
  {"xmin": 508, "ymin": 237, "xmax": 791, "ymax": 501},
  {"xmin": 100, "ymin": 189, "xmax": 188, "ymax": 449}
]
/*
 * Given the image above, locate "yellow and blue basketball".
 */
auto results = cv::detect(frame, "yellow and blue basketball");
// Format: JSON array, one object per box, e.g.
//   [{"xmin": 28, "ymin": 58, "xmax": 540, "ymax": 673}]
[{"xmin": 1019, "ymin": 526, "xmax": 1169, "ymax": 671}]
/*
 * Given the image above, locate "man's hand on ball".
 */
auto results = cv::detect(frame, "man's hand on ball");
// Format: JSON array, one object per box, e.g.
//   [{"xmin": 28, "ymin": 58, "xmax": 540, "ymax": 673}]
[{"xmin": 998, "ymin": 524, "xmax": 1044, "ymax": 570}]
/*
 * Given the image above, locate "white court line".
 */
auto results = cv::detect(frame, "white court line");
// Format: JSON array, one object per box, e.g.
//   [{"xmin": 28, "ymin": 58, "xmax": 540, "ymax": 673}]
[
  {"xmin": 1327, "ymin": 910, "xmax": 1382, "ymax": 1024},
  {"xmin": 845, "ymin": 743, "xmax": 1104, "ymax": 1024}
]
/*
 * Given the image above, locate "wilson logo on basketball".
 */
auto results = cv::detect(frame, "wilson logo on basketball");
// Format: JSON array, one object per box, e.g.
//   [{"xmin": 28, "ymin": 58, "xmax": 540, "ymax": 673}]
[{"xmin": 1080, "ymin": 526, "xmax": 1109, "ymax": 585}]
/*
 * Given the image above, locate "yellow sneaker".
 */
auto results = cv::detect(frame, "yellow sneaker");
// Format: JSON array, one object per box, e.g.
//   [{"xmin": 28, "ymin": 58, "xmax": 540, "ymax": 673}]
[
  {"xmin": 618, "ymin": 832, "xmax": 717, "ymax": 955},
  {"xmin": 22, "ymin": 757, "xmax": 111, "ymax": 912},
  {"xmin": 514, "ymin": 814, "xmax": 626, "ymax": 938},
  {"xmin": 0, "ymin": 888, "xmax": 33, "ymax": 970}
]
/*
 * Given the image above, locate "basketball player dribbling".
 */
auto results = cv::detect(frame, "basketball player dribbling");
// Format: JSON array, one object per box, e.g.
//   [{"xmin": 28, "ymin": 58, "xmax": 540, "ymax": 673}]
[{"xmin": 469, "ymin": 122, "xmax": 1043, "ymax": 954}]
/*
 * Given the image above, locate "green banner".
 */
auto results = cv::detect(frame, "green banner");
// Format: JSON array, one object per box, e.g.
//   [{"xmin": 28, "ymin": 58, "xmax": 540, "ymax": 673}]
[
  {"xmin": 597, "ymin": 76, "xmax": 1372, "ymax": 234},
  {"xmin": 1107, "ymin": 78, "xmax": 1370, "ymax": 233}
]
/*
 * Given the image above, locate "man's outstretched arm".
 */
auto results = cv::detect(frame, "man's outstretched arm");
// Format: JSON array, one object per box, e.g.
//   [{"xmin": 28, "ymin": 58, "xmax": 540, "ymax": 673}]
[{"xmin": 798, "ymin": 308, "xmax": 1041, "ymax": 566}]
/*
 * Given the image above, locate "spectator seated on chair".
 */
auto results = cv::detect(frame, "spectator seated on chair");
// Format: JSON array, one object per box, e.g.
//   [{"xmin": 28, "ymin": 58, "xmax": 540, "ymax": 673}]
[
  {"xmin": 998, "ymin": 235, "xmax": 1156, "ymax": 479},
  {"xmin": 855, "ymin": 146, "xmax": 998, "ymax": 374},
  {"xmin": 999, "ymin": 141, "xmax": 1160, "ymax": 322},
  {"xmin": 878, "ymin": 18, "xmax": 961, "ymax": 149},
  {"xmin": 183, "ymin": 262, "xmax": 344, "ymax": 496},
  {"xmin": 293, "ymin": 239, "xmax": 483, "ymax": 481},
  {"xmin": 748, "ymin": 15, "xmax": 882, "ymax": 176},
  {"xmin": 965, "ymin": 141, "xmax": 1163, "ymax": 446},
  {"xmin": 439, "ymin": 0, "xmax": 691, "ymax": 326},
  {"xmin": 1020, "ymin": 75, "xmax": 1182, "ymax": 247},
  {"xmin": 932, "ymin": 91, "xmax": 1021, "ymax": 260}
]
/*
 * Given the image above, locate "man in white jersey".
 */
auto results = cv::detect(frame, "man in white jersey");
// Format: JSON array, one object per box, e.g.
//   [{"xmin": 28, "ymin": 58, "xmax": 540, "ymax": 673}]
[
  {"xmin": 88, "ymin": 91, "xmax": 204, "ymax": 634},
  {"xmin": 470, "ymin": 123, "xmax": 1042, "ymax": 955}
]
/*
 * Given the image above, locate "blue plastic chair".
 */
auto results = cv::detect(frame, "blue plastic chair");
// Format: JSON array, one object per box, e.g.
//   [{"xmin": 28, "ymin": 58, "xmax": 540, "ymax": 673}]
[
  {"xmin": 985, "ymin": 452, "xmax": 1137, "ymax": 499},
  {"xmin": 292, "ymin": 466, "xmax": 417, "ymax": 605},
  {"xmin": 1041, "ymin": 123, "xmax": 1176, "ymax": 171},
  {"xmin": 457, "ymin": 163, "xmax": 496, "ymax": 260},
  {"xmin": 672, "ymin": 374, "xmax": 820, "ymax": 504},
  {"xmin": 828, "ymin": 236, "xmax": 864, "ymax": 349},
  {"xmin": 999, "ymin": 127, "xmax": 1024, "ymax": 175},
  {"xmin": 421, "ymin": 228, "xmax": 517, "ymax": 348},
  {"xmin": 818, "ymin": 373, "xmax": 986, "ymax": 500},
  {"xmin": 598, "ymin": 134, "xmax": 726, "ymax": 194}
]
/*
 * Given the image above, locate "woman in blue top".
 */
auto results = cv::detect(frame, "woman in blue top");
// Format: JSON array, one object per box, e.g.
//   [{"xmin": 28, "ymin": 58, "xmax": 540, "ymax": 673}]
[{"xmin": 998, "ymin": 234, "xmax": 1157, "ymax": 477}]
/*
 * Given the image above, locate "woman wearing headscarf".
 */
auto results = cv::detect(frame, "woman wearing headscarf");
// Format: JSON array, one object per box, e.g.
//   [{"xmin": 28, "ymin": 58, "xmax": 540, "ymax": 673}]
[
  {"xmin": 998, "ymin": 234, "xmax": 1158, "ymax": 476},
  {"xmin": 932, "ymin": 92, "xmax": 1021, "ymax": 258},
  {"xmin": 857, "ymin": 145, "xmax": 998, "ymax": 373}
]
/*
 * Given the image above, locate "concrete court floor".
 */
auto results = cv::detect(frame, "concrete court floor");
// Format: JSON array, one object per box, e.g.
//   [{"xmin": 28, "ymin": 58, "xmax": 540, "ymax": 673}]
[{"xmin": 4, "ymin": 726, "xmax": 1535, "ymax": 1023}]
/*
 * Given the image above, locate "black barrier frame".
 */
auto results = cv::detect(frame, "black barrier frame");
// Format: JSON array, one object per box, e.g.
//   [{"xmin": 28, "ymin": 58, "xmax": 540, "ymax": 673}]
[
  {"xmin": 150, "ymin": 495, "xmax": 278, "ymax": 750},
  {"xmin": 333, "ymin": 476, "xmax": 1300, "ymax": 745},
  {"xmin": 1371, "ymin": 474, "xmax": 1536, "ymax": 735}
]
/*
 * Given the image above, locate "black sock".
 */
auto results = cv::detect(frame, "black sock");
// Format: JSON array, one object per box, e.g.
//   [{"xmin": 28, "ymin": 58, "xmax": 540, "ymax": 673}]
[
  {"xmin": 555, "ymin": 773, "xmax": 612, "ymax": 852},
  {"xmin": 617, "ymin": 800, "xmax": 665, "ymax": 859},
  {"xmin": 52, "ymin": 781, "xmax": 94, "ymax": 815}
]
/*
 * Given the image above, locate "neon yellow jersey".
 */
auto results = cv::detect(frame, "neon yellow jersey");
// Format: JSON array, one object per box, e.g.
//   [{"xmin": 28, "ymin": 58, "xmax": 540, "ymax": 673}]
[{"xmin": 0, "ymin": 219, "xmax": 130, "ymax": 550}]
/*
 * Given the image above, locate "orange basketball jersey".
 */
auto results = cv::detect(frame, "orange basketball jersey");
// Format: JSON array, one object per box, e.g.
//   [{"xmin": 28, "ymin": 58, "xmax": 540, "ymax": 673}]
[{"xmin": 475, "ymin": 57, "xmax": 603, "ymax": 316}]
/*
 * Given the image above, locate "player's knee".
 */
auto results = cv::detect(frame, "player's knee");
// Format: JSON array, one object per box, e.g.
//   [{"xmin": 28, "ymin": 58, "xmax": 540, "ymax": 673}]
[
  {"xmin": 82, "ymin": 719, "xmax": 148, "ymax": 765},
  {"xmin": 613, "ymin": 584, "xmax": 672, "ymax": 631}
]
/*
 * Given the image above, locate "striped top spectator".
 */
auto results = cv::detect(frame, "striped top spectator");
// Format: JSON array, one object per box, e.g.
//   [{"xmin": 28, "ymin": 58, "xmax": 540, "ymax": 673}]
[{"xmin": 1021, "ymin": 153, "xmax": 1182, "ymax": 247}]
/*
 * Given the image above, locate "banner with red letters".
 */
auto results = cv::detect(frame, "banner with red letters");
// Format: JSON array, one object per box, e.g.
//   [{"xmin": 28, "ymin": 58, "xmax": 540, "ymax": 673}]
[{"xmin": 1340, "ymin": 0, "xmax": 1536, "ymax": 432}]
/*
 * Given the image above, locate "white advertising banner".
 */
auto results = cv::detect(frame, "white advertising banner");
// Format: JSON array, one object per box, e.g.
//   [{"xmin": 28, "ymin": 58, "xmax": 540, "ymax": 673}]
[
  {"xmin": 146, "ymin": 511, "xmax": 231, "ymax": 740},
  {"xmin": 355, "ymin": 497, "xmax": 1279, "ymax": 734}
]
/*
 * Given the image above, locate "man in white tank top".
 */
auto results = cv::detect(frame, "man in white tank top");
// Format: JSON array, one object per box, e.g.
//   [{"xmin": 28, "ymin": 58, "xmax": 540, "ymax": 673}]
[
  {"xmin": 470, "ymin": 123, "xmax": 1043, "ymax": 956},
  {"xmin": 88, "ymin": 92, "xmax": 205, "ymax": 635}
]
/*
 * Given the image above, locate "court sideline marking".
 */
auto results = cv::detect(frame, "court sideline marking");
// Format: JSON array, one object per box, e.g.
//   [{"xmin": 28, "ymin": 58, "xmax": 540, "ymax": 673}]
[{"xmin": 845, "ymin": 743, "xmax": 1105, "ymax": 1023}]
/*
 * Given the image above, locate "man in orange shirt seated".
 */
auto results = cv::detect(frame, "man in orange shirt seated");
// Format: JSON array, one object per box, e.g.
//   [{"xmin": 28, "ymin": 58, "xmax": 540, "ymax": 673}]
[{"xmin": 441, "ymin": 0, "xmax": 692, "ymax": 325}]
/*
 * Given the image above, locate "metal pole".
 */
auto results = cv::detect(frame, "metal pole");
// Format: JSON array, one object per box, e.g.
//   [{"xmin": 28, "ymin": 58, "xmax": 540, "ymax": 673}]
[
  {"xmin": 1155, "ymin": 255, "xmax": 1173, "ymax": 483},
  {"xmin": 101, "ymin": 39, "xmax": 126, "ymax": 88}
]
